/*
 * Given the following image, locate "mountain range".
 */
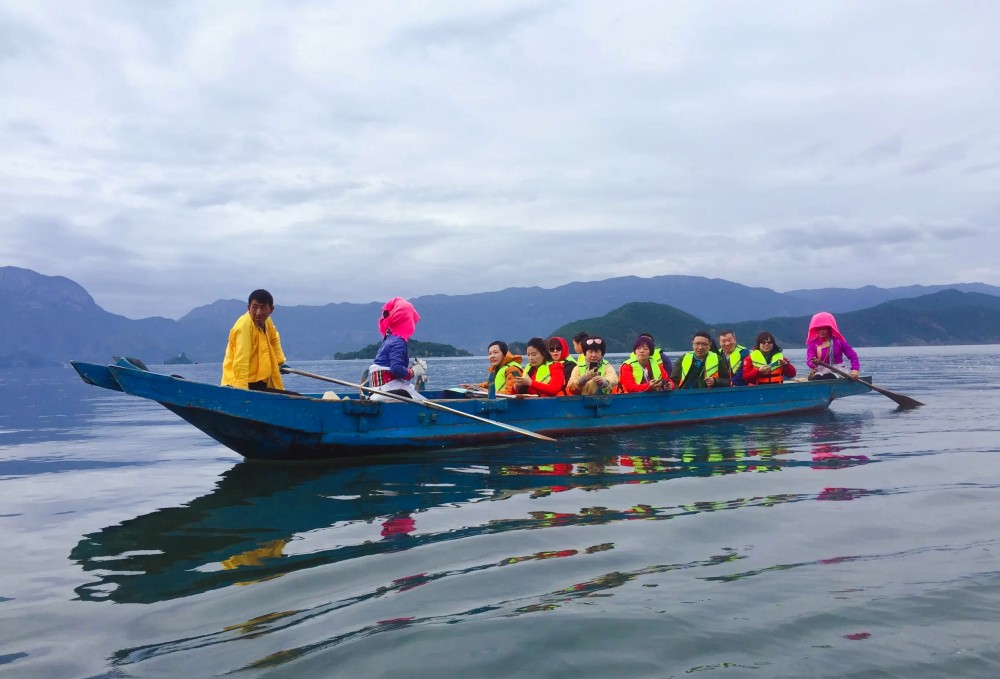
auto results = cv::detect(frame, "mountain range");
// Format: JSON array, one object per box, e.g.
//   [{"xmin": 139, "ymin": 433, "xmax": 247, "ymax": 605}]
[{"xmin": 4, "ymin": 265, "xmax": 1000, "ymax": 366}]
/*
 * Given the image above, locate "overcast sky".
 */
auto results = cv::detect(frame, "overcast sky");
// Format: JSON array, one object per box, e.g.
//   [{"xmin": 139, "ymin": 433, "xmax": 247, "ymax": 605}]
[{"xmin": 2, "ymin": 1, "xmax": 998, "ymax": 319}]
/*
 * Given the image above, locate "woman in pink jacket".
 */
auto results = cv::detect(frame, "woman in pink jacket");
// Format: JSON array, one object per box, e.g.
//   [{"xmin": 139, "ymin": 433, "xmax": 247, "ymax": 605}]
[{"xmin": 806, "ymin": 312, "xmax": 860, "ymax": 380}]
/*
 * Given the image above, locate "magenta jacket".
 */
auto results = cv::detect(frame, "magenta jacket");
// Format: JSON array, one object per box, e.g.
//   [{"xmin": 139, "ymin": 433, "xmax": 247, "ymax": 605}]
[{"xmin": 806, "ymin": 337, "xmax": 860, "ymax": 371}]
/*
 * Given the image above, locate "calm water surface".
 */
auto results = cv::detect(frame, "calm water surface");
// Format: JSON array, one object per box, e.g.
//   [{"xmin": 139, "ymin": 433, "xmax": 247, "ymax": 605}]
[{"xmin": 1, "ymin": 347, "xmax": 999, "ymax": 678}]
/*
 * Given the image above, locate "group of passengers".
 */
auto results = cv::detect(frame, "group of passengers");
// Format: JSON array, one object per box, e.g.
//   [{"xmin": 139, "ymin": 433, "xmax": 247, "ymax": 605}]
[
  {"xmin": 221, "ymin": 290, "xmax": 861, "ymax": 402},
  {"xmin": 466, "ymin": 313, "xmax": 861, "ymax": 398}
]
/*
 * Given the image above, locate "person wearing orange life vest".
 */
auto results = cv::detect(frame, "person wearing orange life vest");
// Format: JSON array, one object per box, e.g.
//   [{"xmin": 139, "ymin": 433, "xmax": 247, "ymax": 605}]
[
  {"xmin": 619, "ymin": 335, "xmax": 675, "ymax": 392},
  {"xmin": 670, "ymin": 330, "xmax": 731, "ymax": 389},
  {"xmin": 461, "ymin": 340, "xmax": 522, "ymax": 396},
  {"xmin": 742, "ymin": 331, "xmax": 797, "ymax": 385},
  {"xmin": 512, "ymin": 337, "xmax": 566, "ymax": 397}
]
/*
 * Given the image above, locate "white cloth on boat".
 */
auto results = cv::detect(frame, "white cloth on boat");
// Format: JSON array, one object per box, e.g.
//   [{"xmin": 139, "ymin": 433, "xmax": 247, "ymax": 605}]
[{"xmin": 367, "ymin": 363, "xmax": 426, "ymax": 402}]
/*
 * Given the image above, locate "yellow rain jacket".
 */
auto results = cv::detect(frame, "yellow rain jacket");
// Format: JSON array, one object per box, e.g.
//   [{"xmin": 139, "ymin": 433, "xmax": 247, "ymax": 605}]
[{"xmin": 221, "ymin": 313, "xmax": 286, "ymax": 390}]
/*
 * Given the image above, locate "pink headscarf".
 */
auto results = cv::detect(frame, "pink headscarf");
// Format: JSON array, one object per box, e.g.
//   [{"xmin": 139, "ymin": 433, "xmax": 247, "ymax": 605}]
[
  {"xmin": 806, "ymin": 311, "xmax": 845, "ymax": 344},
  {"xmin": 378, "ymin": 297, "xmax": 420, "ymax": 341}
]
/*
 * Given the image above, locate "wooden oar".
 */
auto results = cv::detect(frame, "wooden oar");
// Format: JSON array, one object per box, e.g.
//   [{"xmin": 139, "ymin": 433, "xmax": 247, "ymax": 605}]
[
  {"xmin": 459, "ymin": 386, "xmax": 538, "ymax": 399},
  {"xmin": 282, "ymin": 368, "xmax": 556, "ymax": 442},
  {"xmin": 814, "ymin": 360, "xmax": 923, "ymax": 409}
]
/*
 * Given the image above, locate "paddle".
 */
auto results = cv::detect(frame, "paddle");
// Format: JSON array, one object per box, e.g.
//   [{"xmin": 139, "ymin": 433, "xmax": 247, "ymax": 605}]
[
  {"xmin": 458, "ymin": 385, "xmax": 538, "ymax": 399},
  {"xmin": 282, "ymin": 368, "xmax": 556, "ymax": 442},
  {"xmin": 814, "ymin": 360, "xmax": 923, "ymax": 409}
]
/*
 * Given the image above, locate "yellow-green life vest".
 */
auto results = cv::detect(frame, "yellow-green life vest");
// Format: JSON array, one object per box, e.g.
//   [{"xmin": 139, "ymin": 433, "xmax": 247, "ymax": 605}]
[
  {"xmin": 725, "ymin": 345, "xmax": 748, "ymax": 372},
  {"xmin": 623, "ymin": 355, "xmax": 666, "ymax": 385},
  {"xmin": 679, "ymin": 352, "xmax": 719, "ymax": 387},
  {"xmin": 493, "ymin": 362, "xmax": 521, "ymax": 392},
  {"xmin": 749, "ymin": 349, "xmax": 786, "ymax": 384},
  {"xmin": 523, "ymin": 361, "xmax": 552, "ymax": 384}
]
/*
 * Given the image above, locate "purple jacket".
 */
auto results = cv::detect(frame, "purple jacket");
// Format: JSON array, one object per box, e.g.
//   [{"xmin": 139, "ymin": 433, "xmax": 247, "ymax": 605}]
[{"xmin": 807, "ymin": 337, "xmax": 860, "ymax": 371}]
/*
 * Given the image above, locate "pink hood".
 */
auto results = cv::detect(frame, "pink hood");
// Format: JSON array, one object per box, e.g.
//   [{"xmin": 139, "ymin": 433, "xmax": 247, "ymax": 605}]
[
  {"xmin": 806, "ymin": 311, "xmax": 845, "ymax": 344},
  {"xmin": 379, "ymin": 297, "xmax": 420, "ymax": 340}
]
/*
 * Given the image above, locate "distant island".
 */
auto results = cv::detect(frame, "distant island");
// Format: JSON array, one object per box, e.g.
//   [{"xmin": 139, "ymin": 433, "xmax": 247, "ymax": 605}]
[
  {"xmin": 334, "ymin": 340, "xmax": 472, "ymax": 360},
  {"xmin": 164, "ymin": 352, "xmax": 195, "ymax": 365},
  {"xmin": 0, "ymin": 351, "xmax": 62, "ymax": 369}
]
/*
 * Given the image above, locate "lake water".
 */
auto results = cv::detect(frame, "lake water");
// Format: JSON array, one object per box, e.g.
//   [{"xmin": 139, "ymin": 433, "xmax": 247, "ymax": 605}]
[{"xmin": 2, "ymin": 346, "xmax": 999, "ymax": 678}]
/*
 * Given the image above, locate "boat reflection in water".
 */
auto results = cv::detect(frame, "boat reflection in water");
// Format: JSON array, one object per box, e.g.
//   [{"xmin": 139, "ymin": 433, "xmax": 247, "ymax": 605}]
[{"xmin": 70, "ymin": 419, "xmax": 876, "ymax": 606}]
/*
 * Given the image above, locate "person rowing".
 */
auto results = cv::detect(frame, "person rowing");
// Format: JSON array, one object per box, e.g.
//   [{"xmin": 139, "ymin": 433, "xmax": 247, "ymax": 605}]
[{"xmin": 367, "ymin": 297, "xmax": 426, "ymax": 401}]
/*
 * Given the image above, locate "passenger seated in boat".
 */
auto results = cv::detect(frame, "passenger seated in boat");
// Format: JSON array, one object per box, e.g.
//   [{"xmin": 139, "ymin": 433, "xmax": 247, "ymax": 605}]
[
  {"xmin": 743, "ymin": 332, "xmax": 796, "ymax": 385},
  {"xmin": 547, "ymin": 336, "xmax": 577, "ymax": 388},
  {"xmin": 671, "ymin": 330, "xmax": 731, "ymax": 389},
  {"xmin": 636, "ymin": 331, "xmax": 673, "ymax": 376},
  {"xmin": 620, "ymin": 335, "xmax": 674, "ymax": 393},
  {"xmin": 512, "ymin": 337, "xmax": 566, "ymax": 396},
  {"xmin": 718, "ymin": 330, "xmax": 750, "ymax": 386},
  {"xmin": 461, "ymin": 341, "xmax": 523, "ymax": 396},
  {"xmin": 565, "ymin": 336, "xmax": 619, "ymax": 395},
  {"xmin": 571, "ymin": 331, "xmax": 589, "ymax": 367},
  {"xmin": 221, "ymin": 289, "xmax": 293, "ymax": 392},
  {"xmin": 806, "ymin": 311, "xmax": 860, "ymax": 380},
  {"xmin": 368, "ymin": 297, "xmax": 425, "ymax": 401}
]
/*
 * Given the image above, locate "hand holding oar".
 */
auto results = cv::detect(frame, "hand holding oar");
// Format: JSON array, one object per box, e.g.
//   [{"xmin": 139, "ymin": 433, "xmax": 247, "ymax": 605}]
[
  {"xmin": 815, "ymin": 360, "xmax": 923, "ymax": 409},
  {"xmin": 283, "ymin": 368, "xmax": 556, "ymax": 442}
]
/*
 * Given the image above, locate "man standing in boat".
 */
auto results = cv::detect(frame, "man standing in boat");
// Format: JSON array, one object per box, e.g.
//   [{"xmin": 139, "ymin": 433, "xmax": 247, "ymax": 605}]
[{"xmin": 221, "ymin": 289, "xmax": 289, "ymax": 391}]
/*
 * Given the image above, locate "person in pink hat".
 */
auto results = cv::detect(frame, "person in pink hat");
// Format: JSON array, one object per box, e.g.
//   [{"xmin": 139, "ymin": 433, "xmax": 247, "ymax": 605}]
[
  {"xmin": 806, "ymin": 311, "xmax": 860, "ymax": 381},
  {"xmin": 367, "ymin": 297, "xmax": 426, "ymax": 400}
]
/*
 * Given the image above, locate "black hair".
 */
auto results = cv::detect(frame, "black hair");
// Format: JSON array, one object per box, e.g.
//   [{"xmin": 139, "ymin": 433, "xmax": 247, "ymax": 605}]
[
  {"xmin": 755, "ymin": 331, "xmax": 782, "ymax": 352},
  {"xmin": 525, "ymin": 337, "xmax": 554, "ymax": 363},
  {"xmin": 488, "ymin": 340, "xmax": 509, "ymax": 356},
  {"xmin": 633, "ymin": 335, "xmax": 655, "ymax": 352},
  {"xmin": 693, "ymin": 329, "xmax": 719, "ymax": 353},
  {"xmin": 581, "ymin": 335, "xmax": 607, "ymax": 355},
  {"xmin": 248, "ymin": 289, "xmax": 274, "ymax": 307},
  {"xmin": 572, "ymin": 331, "xmax": 590, "ymax": 345}
]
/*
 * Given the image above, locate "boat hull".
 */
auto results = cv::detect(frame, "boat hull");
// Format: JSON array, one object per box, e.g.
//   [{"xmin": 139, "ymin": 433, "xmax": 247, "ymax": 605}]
[{"xmin": 71, "ymin": 361, "xmax": 872, "ymax": 460}]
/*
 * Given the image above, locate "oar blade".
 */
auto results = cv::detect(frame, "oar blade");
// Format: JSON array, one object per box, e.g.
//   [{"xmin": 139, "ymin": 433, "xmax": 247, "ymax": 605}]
[
  {"xmin": 815, "ymin": 360, "xmax": 922, "ymax": 409},
  {"xmin": 878, "ymin": 387, "xmax": 923, "ymax": 409}
]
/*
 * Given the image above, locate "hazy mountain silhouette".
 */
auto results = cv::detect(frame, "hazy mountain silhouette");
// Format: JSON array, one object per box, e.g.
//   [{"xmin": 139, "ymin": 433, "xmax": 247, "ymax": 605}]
[{"xmin": 4, "ymin": 266, "xmax": 999, "ymax": 365}]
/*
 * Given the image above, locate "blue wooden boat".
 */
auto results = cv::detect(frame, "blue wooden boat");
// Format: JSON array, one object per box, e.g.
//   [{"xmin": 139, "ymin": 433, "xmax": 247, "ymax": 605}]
[{"xmin": 71, "ymin": 359, "xmax": 874, "ymax": 461}]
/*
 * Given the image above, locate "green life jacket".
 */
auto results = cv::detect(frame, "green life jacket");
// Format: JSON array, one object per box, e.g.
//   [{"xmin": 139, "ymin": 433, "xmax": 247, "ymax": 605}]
[
  {"xmin": 725, "ymin": 345, "xmax": 748, "ymax": 372},
  {"xmin": 679, "ymin": 352, "xmax": 719, "ymax": 387},
  {"xmin": 524, "ymin": 361, "xmax": 552, "ymax": 384},
  {"xmin": 749, "ymin": 349, "xmax": 786, "ymax": 384},
  {"xmin": 623, "ymin": 355, "xmax": 666, "ymax": 385},
  {"xmin": 492, "ymin": 361, "xmax": 521, "ymax": 392}
]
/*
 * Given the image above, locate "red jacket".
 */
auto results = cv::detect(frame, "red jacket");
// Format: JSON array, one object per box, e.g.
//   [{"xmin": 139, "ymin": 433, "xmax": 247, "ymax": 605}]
[
  {"xmin": 618, "ymin": 359, "xmax": 674, "ymax": 393},
  {"xmin": 742, "ymin": 353, "xmax": 797, "ymax": 385},
  {"xmin": 521, "ymin": 362, "xmax": 566, "ymax": 397}
]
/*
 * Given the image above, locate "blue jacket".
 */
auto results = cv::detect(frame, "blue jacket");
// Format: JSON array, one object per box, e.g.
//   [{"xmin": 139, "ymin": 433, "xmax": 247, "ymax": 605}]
[{"xmin": 373, "ymin": 334, "xmax": 410, "ymax": 379}]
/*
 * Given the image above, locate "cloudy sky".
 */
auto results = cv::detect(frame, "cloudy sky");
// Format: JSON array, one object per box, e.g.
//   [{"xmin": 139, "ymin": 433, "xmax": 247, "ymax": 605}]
[{"xmin": 2, "ymin": 1, "xmax": 998, "ymax": 319}]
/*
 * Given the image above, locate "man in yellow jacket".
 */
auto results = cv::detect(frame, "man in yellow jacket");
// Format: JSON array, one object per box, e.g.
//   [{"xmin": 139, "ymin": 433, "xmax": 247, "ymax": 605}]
[{"xmin": 221, "ymin": 289, "xmax": 288, "ymax": 391}]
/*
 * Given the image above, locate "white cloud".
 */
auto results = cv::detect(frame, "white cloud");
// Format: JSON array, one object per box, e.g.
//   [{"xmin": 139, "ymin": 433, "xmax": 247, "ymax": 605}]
[{"xmin": 2, "ymin": 0, "xmax": 999, "ymax": 318}]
